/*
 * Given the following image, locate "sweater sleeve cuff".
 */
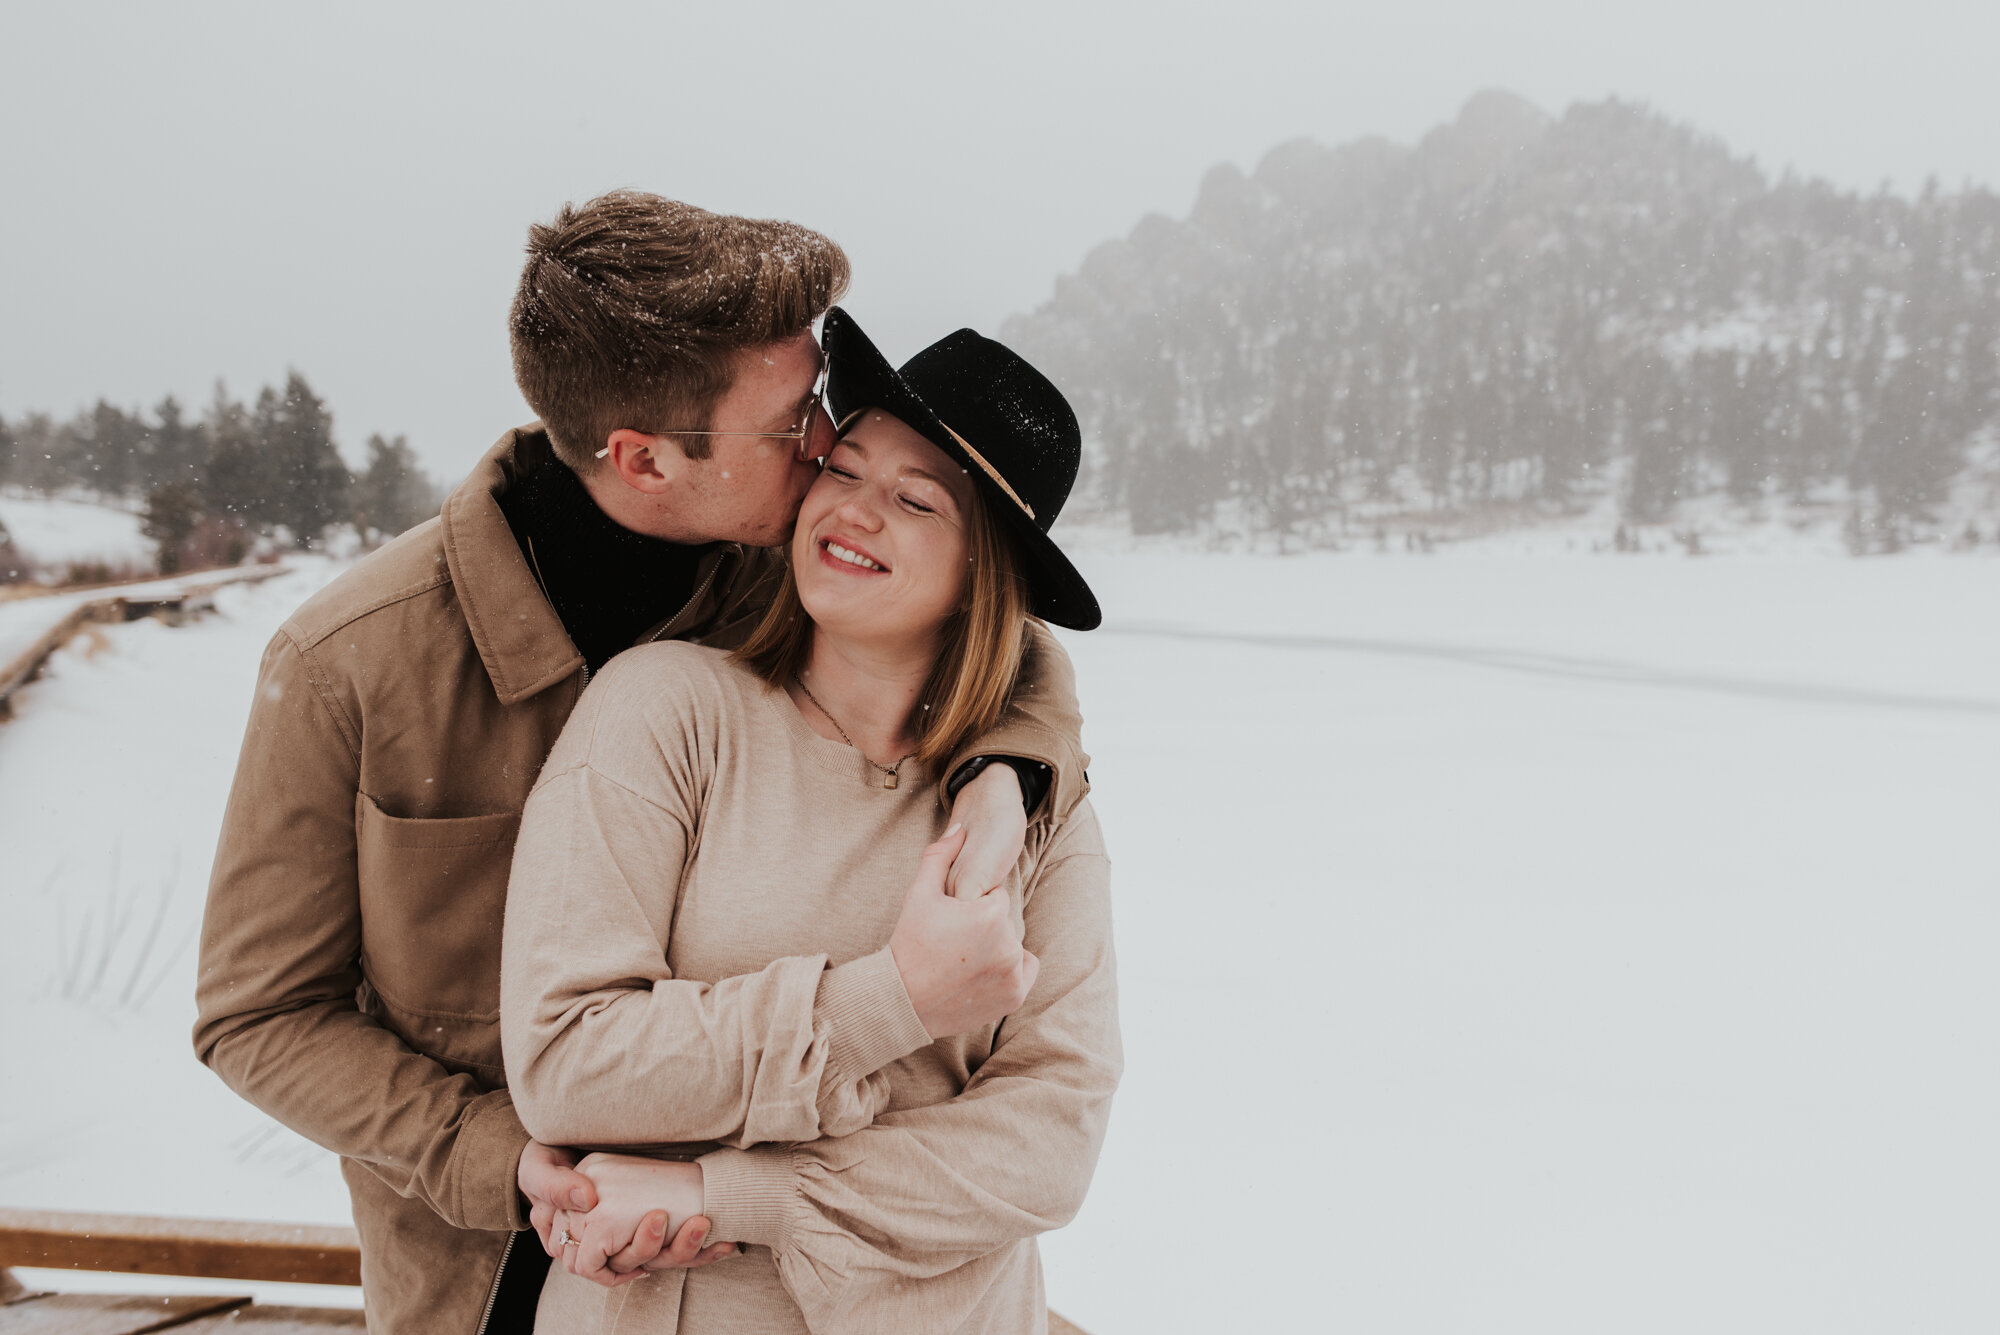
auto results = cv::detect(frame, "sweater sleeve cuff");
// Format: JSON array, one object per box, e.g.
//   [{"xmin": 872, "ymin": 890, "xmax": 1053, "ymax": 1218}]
[
  {"xmin": 451, "ymin": 1089, "xmax": 534, "ymax": 1232},
  {"xmin": 698, "ymin": 1146, "xmax": 798, "ymax": 1249},
  {"xmin": 815, "ymin": 945, "xmax": 933, "ymax": 1085}
]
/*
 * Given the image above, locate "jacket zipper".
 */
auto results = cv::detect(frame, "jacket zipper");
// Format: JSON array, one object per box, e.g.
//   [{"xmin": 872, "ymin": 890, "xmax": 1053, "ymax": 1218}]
[
  {"xmin": 474, "ymin": 1229, "xmax": 518, "ymax": 1335},
  {"xmin": 647, "ymin": 547, "xmax": 729, "ymax": 646}
]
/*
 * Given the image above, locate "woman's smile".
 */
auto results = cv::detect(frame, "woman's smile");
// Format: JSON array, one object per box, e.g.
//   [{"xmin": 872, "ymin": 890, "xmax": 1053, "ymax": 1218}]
[{"xmin": 817, "ymin": 536, "xmax": 890, "ymax": 573}]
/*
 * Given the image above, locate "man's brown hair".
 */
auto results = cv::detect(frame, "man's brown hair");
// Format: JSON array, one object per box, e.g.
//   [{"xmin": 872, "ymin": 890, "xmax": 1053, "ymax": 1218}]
[{"xmin": 509, "ymin": 191, "xmax": 850, "ymax": 469}]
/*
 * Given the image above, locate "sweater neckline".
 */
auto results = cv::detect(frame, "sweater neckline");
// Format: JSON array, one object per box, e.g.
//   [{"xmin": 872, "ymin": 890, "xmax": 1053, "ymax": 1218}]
[{"xmin": 760, "ymin": 677, "xmax": 925, "ymax": 793}]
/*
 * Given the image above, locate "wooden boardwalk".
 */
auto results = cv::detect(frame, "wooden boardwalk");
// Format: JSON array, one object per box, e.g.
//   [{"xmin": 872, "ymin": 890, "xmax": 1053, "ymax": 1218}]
[
  {"xmin": 1, "ymin": 1210, "xmax": 1090, "ymax": 1333},
  {"xmin": 0, "ymin": 565, "xmax": 289, "ymax": 719},
  {"xmin": 0, "ymin": 1209, "xmax": 360, "ymax": 1333}
]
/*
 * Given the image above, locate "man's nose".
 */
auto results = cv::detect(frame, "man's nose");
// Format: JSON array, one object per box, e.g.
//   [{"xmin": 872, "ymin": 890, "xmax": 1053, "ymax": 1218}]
[{"xmin": 803, "ymin": 405, "xmax": 837, "ymax": 463}]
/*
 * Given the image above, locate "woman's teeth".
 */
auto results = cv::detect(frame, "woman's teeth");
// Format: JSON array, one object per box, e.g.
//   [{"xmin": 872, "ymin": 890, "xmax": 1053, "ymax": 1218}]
[{"xmin": 825, "ymin": 541, "xmax": 883, "ymax": 571}]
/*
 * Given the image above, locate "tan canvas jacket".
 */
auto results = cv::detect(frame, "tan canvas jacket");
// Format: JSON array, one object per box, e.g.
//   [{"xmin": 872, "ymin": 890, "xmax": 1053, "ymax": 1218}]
[{"xmin": 192, "ymin": 426, "xmax": 1089, "ymax": 1335}]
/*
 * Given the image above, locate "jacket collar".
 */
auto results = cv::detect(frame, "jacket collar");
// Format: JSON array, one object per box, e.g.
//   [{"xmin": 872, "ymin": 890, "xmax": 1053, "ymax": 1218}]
[
  {"xmin": 442, "ymin": 427, "xmax": 589, "ymax": 706},
  {"xmin": 442, "ymin": 425, "xmax": 751, "ymax": 705}
]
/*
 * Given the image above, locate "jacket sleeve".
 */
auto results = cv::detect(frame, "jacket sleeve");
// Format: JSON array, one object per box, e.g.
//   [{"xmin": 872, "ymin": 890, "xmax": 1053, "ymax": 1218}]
[
  {"xmin": 500, "ymin": 757, "xmax": 934, "ymax": 1151},
  {"xmin": 696, "ymin": 809, "xmax": 1121, "ymax": 1335},
  {"xmin": 192, "ymin": 630, "xmax": 531, "ymax": 1233},
  {"xmin": 944, "ymin": 620, "xmax": 1090, "ymax": 820}
]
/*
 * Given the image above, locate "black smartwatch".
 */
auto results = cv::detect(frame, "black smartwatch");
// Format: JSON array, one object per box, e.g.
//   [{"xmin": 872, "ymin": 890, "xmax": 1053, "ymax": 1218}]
[{"xmin": 945, "ymin": 755, "xmax": 1053, "ymax": 816}]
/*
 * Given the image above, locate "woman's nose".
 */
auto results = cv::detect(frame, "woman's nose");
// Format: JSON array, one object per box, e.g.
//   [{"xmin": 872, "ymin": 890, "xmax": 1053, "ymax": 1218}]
[{"xmin": 834, "ymin": 490, "xmax": 883, "ymax": 530}]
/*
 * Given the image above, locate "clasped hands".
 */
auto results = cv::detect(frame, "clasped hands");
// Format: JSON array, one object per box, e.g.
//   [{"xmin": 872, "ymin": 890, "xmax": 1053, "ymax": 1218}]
[
  {"xmin": 521, "ymin": 768, "xmax": 1038, "ymax": 1288},
  {"xmin": 543, "ymin": 1153, "xmax": 726, "ymax": 1287}
]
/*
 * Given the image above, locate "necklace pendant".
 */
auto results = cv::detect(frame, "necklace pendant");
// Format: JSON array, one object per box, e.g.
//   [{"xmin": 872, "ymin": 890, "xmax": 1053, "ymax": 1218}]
[{"xmin": 883, "ymin": 770, "xmax": 899, "ymax": 790}]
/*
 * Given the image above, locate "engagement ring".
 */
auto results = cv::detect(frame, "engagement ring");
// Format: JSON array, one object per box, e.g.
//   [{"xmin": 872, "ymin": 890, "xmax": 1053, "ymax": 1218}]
[{"xmin": 553, "ymin": 1229, "xmax": 575, "ymax": 1248}]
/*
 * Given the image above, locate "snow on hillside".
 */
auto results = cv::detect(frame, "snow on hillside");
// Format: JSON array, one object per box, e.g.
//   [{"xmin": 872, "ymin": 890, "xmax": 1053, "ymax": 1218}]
[
  {"xmin": 0, "ymin": 490, "xmax": 152, "ymax": 572},
  {"xmin": 2, "ymin": 550, "xmax": 1997, "ymax": 1333},
  {"xmin": 1054, "ymin": 431, "xmax": 2000, "ymax": 560}
]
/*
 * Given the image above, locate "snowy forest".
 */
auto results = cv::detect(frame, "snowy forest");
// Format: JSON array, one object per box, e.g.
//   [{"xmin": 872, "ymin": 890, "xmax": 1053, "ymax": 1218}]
[
  {"xmin": 1004, "ymin": 92, "xmax": 2000, "ymax": 547},
  {"xmin": 12, "ymin": 93, "xmax": 2000, "ymax": 564},
  {"xmin": 0, "ymin": 373, "xmax": 439, "ymax": 574}
]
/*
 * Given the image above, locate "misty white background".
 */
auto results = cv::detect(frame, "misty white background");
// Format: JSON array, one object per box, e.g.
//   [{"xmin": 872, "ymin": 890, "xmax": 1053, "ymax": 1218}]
[
  {"xmin": 7, "ymin": 0, "xmax": 2000, "ymax": 481},
  {"xmin": 7, "ymin": 6, "xmax": 2000, "ymax": 1334}
]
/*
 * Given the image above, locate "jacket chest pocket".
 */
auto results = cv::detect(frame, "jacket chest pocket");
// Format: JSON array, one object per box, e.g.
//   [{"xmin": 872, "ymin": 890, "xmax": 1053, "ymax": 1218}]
[{"xmin": 355, "ymin": 793, "xmax": 521, "ymax": 1069}]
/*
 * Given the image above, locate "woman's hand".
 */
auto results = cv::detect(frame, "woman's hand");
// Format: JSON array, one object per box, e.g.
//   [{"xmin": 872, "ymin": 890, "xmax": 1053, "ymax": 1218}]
[
  {"xmin": 553, "ymin": 1154, "xmax": 736, "ymax": 1287},
  {"xmin": 944, "ymin": 760, "xmax": 1028, "ymax": 897},
  {"xmin": 892, "ymin": 825, "xmax": 1040, "ymax": 1039}
]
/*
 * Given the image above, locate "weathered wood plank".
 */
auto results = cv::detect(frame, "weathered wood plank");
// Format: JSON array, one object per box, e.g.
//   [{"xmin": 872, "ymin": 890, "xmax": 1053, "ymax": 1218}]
[
  {"xmin": 0, "ymin": 1291, "xmax": 247, "ymax": 1334},
  {"xmin": 0, "ymin": 1212, "xmax": 359, "ymax": 1287},
  {"xmin": 0, "ymin": 604, "xmax": 99, "ymax": 711},
  {"xmin": 167, "ymin": 1304, "xmax": 366, "ymax": 1332}
]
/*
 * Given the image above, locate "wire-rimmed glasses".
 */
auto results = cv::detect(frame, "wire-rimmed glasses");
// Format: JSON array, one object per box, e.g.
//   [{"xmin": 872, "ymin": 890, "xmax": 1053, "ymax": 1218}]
[{"xmin": 596, "ymin": 350, "xmax": 831, "ymax": 463}]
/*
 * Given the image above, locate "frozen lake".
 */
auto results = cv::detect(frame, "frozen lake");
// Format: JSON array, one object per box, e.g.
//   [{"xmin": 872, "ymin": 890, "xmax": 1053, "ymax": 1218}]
[{"xmin": 2, "ymin": 544, "xmax": 1997, "ymax": 1333}]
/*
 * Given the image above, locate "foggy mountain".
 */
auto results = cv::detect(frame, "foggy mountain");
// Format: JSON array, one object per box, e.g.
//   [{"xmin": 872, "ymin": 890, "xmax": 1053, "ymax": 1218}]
[{"xmin": 1004, "ymin": 91, "xmax": 2000, "ymax": 548}]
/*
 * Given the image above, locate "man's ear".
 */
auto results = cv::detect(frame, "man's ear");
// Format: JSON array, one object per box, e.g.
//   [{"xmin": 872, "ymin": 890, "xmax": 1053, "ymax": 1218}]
[{"xmin": 600, "ymin": 430, "xmax": 689, "ymax": 496}]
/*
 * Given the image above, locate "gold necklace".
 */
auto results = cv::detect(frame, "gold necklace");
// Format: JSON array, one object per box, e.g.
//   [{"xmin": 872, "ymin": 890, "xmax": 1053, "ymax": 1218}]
[{"xmin": 794, "ymin": 674, "xmax": 914, "ymax": 789}]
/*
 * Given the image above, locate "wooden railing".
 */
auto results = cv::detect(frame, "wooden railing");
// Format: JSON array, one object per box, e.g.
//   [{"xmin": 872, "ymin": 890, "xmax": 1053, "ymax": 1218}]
[
  {"xmin": 0, "ymin": 1208, "xmax": 361, "ymax": 1286},
  {"xmin": 0, "ymin": 564, "xmax": 290, "ymax": 719},
  {"xmin": 0, "ymin": 1207, "xmax": 361, "ymax": 1332},
  {"xmin": 0, "ymin": 1208, "xmax": 1091, "ymax": 1333}
]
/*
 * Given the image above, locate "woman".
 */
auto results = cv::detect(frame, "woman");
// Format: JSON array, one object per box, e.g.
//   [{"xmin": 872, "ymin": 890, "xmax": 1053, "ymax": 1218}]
[{"xmin": 501, "ymin": 307, "xmax": 1119, "ymax": 1335}]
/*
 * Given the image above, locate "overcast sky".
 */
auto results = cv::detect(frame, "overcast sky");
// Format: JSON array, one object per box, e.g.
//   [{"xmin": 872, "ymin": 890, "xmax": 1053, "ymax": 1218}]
[{"xmin": 4, "ymin": 0, "xmax": 1996, "ymax": 480}]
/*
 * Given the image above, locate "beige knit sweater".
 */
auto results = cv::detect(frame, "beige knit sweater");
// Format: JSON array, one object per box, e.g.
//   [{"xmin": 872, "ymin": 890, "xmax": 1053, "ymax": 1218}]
[{"xmin": 501, "ymin": 642, "xmax": 1120, "ymax": 1335}]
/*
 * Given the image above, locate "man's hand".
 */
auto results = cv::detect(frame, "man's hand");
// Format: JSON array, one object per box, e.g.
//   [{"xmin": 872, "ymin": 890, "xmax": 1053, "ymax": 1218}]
[
  {"xmin": 520, "ymin": 1141, "xmax": 598, "ymax": 1259},
  {"xmin": 891, "ymin": 825, "xmax": 1040, "ymax": 1040},
  {"xmin": 945, "ymin": 761, "xmax": 1028, "ymax": 898},
  {"xmin": 551, "ymin": 1153, "xmax": 734, "ymax": 1288}
]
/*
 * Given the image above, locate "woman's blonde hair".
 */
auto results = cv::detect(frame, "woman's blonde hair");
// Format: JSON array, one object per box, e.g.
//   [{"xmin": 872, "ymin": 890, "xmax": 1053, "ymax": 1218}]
[{"xmin": 734, "ymin": 486, "xmax": 1029, "ymax": 775}]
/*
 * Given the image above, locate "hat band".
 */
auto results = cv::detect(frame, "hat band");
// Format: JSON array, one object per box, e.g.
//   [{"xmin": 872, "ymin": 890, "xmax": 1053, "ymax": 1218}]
[
  {"xmin": 834, "ymin": 407, "xmax": 1037, "ymax": 522},
  {"xmin": 938, "ymin": 420, "xmax": 1037, "ymax": 522}
]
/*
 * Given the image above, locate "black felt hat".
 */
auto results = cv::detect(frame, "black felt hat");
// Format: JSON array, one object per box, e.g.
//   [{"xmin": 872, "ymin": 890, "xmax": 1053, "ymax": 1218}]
[{"xmin": 822, "ymin": 307, "xmax": 1101, "ymax": 631}]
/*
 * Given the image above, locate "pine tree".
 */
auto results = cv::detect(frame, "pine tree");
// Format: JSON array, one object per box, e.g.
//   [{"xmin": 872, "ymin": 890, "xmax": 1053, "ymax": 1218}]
[
  {"xmin": 143, "ymin": 395, "xmax": 206, "ymax": 494},
  {"xmin": 141, "ymin": 482, "xmax": 203, "ymax": 575},
  {"xmin": 86, "ymin": 400, "xmax": 147, "ymax": 497},
  {"xmin": 356, "ymin": 433, "xmax": 440, "ymax": 538},
  {"xmin": 257, "ymin": 372, "xmax": 351, "ymax": 547},
  {"xmin": 202, "ymin": 382, "xmax": 267, "ymax": 524}
]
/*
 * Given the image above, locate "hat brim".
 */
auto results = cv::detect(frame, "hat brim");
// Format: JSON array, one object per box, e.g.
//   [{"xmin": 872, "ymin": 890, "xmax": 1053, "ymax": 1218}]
[{"xmin": 824, "ymin": 310, "xmax": 1102, "ymax": 632}]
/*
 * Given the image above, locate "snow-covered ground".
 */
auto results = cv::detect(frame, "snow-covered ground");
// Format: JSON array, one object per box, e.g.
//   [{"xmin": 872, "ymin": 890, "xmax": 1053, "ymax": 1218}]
[
  {"xmin": 0, "ymin": 490, "xmax": 150, "ymax": 573},
  {"xmin": 2, "ymin": 547, "xmax": 1997, "ymax": 1333}
]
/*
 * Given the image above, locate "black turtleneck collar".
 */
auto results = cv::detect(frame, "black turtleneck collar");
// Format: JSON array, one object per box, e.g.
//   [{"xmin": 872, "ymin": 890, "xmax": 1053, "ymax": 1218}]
[{"xmin": 498, "ymin": 454, "xmax": 704, "ymax": 674}]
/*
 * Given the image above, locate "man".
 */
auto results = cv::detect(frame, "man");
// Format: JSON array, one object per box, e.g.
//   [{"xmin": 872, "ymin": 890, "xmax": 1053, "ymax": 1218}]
[{"xmin": 193, "ymin": 192, "xmax": 1088, "ymax": 1334}]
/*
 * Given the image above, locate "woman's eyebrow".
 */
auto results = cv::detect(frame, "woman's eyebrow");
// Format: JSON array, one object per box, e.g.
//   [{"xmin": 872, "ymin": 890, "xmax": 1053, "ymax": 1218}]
[{"xmin": 837, "ymin": 439, "xmax": 954, "ymax": 494}]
